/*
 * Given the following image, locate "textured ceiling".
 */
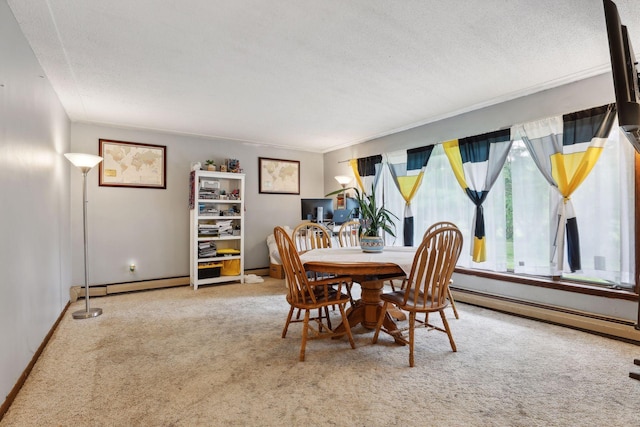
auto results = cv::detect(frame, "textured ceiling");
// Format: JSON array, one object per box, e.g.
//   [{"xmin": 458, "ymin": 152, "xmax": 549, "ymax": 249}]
[{"xmin": 7, "ymin": 0, "xmax": 640, "ymax": 153}]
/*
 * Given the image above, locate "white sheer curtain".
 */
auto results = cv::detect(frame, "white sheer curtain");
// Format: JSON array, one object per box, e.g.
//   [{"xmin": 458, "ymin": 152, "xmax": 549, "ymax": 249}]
[
  {"xmin": 512, "ymin": 121, "xmax": 635, "ymax": 286},
  {"xmin": 564, "ymin": 124, "xmax": 635, "ymax": 286},
  {"xmin": 511, "ymin": 139, "xmax": 555, "ymax": 276},
  {"xmin": 383, "ymin": 144, "xmax": 507, "ymax": 271},
  {"xmin": 381, "ymin": 164, "xmax": 404, "ymax": 247}
]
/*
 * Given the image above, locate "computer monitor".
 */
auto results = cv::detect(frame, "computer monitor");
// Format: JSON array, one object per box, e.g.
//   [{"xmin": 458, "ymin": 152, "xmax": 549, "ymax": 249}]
[
  {"xmin": 345, "ymin": 196, "xmax": 359, "ymax": 218},
  {"xmin": 300, "ymin": 198, "xmax": 334, "ymax": 222}
]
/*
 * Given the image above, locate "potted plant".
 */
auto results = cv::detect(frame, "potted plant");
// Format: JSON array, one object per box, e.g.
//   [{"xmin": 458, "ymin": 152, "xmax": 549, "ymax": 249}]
[
  {"xmin": 327, "ymin": 184, "xmax": 398, "ymax": 252},
  {"xmin": 205, "ymin": 160, "xmax": 216, "ymax": 171}
]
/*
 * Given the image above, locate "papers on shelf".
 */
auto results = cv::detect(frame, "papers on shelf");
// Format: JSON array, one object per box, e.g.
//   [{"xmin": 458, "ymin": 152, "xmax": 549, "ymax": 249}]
[
  {"xmin": 199, "ymin": 204, "xmax": 220, "ymax": 216},
  {"xmin": 198, "ymin": 241, "xmax": 217, "ymax": 257},
  {"xmin": 198, "ymin": 220, "xmax": 234, "ymax": 237}
]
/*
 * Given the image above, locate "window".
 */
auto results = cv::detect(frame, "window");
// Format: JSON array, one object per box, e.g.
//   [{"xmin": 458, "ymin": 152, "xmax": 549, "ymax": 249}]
[
  {"xmin": 381, "ymin": 121, "xmax": 635, "ymax": 289},
  {"xmin": 383, "ymin": 144, "xmax": 508, "ymax": 272},
  {"xmin": 512, "ymin": 123, "xmax": 634, "ymax": 288}
]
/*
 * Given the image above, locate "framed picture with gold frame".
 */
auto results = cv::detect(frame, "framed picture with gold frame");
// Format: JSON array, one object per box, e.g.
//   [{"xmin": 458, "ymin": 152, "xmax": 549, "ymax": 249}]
[{"xmin": 98, "ymin": 139, "xmax": 166, "ymax": 189}]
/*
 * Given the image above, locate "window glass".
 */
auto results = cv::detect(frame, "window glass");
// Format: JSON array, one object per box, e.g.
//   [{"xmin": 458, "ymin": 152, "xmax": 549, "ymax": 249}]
[
  {"xmin": 379, "ymin": 121, "xmax": 635, "ymax": 288},
  {"xmin": 560, "ymin": 124, "xmax": 635, "ymax": 287}
]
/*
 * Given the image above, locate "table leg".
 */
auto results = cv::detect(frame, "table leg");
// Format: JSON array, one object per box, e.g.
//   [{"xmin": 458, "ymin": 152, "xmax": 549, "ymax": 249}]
[{"xmin": 333, "ymin": 284, "xmax": 405, "ymax": 345}]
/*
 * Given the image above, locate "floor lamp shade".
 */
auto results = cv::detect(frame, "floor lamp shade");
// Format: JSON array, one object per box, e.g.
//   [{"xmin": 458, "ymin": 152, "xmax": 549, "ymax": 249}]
[
  {"xmin": 64, "ymin": 153, "xmax": 103, "ymax": 172},
  {"xmin": 334, "ymin": 175, "xmax": 351, "ymax": 187},
  {"xmin": 65, "ymin": 152, "xmax": 103, "ymax": 319}
]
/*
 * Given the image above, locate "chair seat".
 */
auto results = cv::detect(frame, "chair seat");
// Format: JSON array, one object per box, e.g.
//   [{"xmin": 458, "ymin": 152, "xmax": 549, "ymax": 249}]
[
  {"xmin": 288, "ymin": 290, "xmax": 351, "ymax": 309},
  {"xmin": 380, "ymin": 291, "xmax": 449, "ymax": 312}
]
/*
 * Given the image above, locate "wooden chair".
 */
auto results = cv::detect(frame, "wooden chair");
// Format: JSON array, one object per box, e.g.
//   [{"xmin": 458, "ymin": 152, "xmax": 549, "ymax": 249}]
[
  {"xmin": 294, "ymin": 221, "xmax": 354, "ymax": 305},
  {"xmin": 397, "ymin": 221, "xmax": 460, "ymax": 318},
  {"xmin": 372, "ymin": 226, "xmax": 463, "ymax": 367},
  {"xmin": 292, "ymin": 222, "xmax": 332, "ymax": 252},
  {"xmin": 273, "ymin": 226, "xmax": 356, "ymax": 361},
  {"xmin": 422, "ymin": 221, "xmax": 460, "ymax": 319},
  {"xmin": 337, "ymin": 219, "xmax": 361, "ymax": 248}
]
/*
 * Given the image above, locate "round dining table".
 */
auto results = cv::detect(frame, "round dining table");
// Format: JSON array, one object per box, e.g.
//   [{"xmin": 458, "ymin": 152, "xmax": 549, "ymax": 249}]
[{"xmin": 299, "ymin": 247, "xmax": 416, "ymax": 340}]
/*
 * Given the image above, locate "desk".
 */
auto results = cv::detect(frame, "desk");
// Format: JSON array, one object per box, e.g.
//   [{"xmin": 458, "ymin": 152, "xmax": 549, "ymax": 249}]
[{"xmin": 299, "ymin": 247, "xmax": 416, "ymax": 337}]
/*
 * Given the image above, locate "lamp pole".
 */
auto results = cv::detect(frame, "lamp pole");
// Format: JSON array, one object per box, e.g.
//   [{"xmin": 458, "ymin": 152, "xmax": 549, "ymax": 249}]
[
  {"xmin": 65, "ymin": 153, "xmax": 103, "ymax": 319},
  {"xmin": 334, "ymin": 175, "xmax": 352, "ymax": 209}
]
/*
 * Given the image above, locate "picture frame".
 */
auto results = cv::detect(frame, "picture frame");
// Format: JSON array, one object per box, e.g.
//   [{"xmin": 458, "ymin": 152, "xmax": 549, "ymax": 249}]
[
  {"xmin": 258, "ymin": 157, "xmax": 300, "ymax": 195},
  {"xmin": 98, "ymin": 139, "xmax": 167, "ymax": 189}
]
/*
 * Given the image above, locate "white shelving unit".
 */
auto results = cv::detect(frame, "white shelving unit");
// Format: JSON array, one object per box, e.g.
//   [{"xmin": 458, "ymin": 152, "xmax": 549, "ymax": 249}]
[{"xmin": 190, "ymin": 170, "xmax": 245, "ymax": 289}]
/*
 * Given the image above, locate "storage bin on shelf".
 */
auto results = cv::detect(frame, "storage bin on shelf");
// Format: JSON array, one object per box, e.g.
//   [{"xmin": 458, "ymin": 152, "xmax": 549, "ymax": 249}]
[
  {"xmin": 218, "ymin": 248, "xmax": 241, "ymax": 275},
  {"xmin": 198, "ymin": 262, "xmax": 223, "ymax": 279}
]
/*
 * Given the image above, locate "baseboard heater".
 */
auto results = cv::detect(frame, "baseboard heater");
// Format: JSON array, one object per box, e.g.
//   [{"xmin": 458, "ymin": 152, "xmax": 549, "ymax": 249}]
[
  {"xmin": 451, "ymin": 288, "xmax": 640, "ymax": 344},
  {"xmin": 69, "ymin": 268, "xmax": 271, "ymax": 302},
  {"xmin": 69, "ymin": 276, "xmax": 191, "ymax": 302}
]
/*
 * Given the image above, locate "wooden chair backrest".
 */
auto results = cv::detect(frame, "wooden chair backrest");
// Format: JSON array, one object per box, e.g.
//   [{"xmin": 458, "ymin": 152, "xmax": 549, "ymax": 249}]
[
  {"xmin": 422, "ymin": 221, "xmax": 458, "ymax": 241},
  {"xmin": 273, "ymin": 226, "xmax": 316, "ymax": 306},
  {"xmin": 292, "ymin": 222, "xmax": 332, "ymax": 252},
  {"xmin": 403, "ymin": 226, "xmax": 463, "ymax": 310},
  {"xmin": 337, "ymin": 220, "xmax": 361, "ymax": 247}
]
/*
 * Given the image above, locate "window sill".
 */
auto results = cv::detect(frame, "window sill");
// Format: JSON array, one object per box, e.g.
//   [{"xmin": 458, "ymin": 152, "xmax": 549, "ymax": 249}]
[{"xmin": 454, "ymin": 267, "xmax": 639, "ymax": 301}]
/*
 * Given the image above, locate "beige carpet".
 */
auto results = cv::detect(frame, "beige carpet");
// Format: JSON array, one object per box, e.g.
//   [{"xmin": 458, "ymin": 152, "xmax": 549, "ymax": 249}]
[{"xmin": 2, "ymin": 278, "xmax": 640, "ymax": 426}]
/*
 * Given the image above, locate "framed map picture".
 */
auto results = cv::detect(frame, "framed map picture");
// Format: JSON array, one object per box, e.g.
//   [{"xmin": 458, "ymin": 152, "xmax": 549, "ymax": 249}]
[
  {"xmin": 98, "ymin": 139, "xmax": 166, "ymax": 189},
  {"xmin": 259, "ymin": 157, "xmax": 300, "ymax": 195}
]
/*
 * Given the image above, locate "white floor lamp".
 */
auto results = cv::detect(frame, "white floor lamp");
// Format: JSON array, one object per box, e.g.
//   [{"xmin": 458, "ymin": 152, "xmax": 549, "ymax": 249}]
[
  {"xmin": 334, "ymin": 175, "xmax": 352, "ymax": 209},
  {"xmin": 65, "ymin": 152, "xmax": 103, "ymax": 319}
]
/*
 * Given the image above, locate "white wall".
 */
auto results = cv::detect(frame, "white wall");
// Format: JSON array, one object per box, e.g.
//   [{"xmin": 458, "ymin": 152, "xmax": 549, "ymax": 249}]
[
  {"xmin": 69, "ymin": 123, "xmax": 325, "ymax": 286},
  {"xmin": 0, "ymin": 1, "xmax": 71, "ymax": 402},
  {"xmin": 323, "ymin": 73, "xmax": 639, "ymax": 321}
]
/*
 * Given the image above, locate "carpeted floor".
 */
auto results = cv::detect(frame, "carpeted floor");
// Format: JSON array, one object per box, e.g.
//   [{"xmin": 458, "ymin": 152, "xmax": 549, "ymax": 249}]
[{"xmin": 2, "ymin": 277, "xmax": 639, "ymax": 426}]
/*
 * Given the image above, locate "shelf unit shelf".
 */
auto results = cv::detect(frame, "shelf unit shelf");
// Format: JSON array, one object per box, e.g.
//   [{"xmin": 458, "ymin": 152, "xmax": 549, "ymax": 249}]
[
  {"xmin": 190, "ymin": 170, "xmax": 245, "ymax": 289},
  {"xmin": 197, "ymin": 236, "xmax": 242, "ymax": 241}
]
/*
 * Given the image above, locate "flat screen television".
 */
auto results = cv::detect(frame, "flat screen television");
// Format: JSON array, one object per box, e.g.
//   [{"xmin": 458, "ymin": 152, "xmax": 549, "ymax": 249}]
[
  {"xmin": 603, "ymin": 0, "xmax": 640, "ymax": 151},
  {"xmin": 300, "ymin": 198, "xmax": 334, "ymax": 222}
]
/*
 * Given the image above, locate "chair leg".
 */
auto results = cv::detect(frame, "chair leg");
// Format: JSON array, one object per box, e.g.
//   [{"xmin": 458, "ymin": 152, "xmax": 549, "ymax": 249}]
[
  {"xmin": 409, "ymin": 311, "xmax": 416, "ymax": 367},
  {"xmin": 371, "ymin": 301, "xmax": 388, "ymax": 344},
  {"xmin": 300, "ymin": 309, "xmax": 310, "ymax": 361},
  {"xmin": 447, "ymin": 286, "xmax": 459, "ymax": 319},
  {"xmin": 439, "ymin": 309, "xmax": 457, "ymax": 352},
  {"xmin": 323, "ymin": 306, "xmax": 332, "ymax": 330},
  {"xmin": 345, "ymin": 283, "xmax": 355, "ymax": 306},
  {"xmin": 338, "ymin": 303, "xmax": 356, "ymax": 349},
  {"xmin": 282, "ymin": 306, "xmax": 295, "ymax": 338}
]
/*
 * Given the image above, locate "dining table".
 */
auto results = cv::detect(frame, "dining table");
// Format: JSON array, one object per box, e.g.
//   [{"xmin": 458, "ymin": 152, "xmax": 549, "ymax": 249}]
[{"xmin": 299, "ymin": 246, "xmax": 417, "ymax": 341}]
